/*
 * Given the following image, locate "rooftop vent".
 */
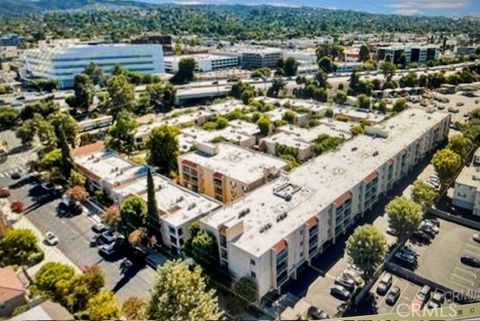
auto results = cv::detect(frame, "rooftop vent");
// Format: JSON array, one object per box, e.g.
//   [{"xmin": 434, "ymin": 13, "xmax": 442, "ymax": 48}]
[
  {"xmin": 276, "ymin": 212, "xmax": 288, "ymax": 222},
  {"xmin": 238, "ymin": 208, "xmax": 251, "ymax": 218},
  {"xmin": 351, "ymin": 147, "xmax": 358, "ymax": 152},
  {"xmin": 373, "ymin": 150, "xmax": 379, "ymax": 157},
  {"xmin": 259, "ymin": 223, "xmax": 272, "ymax": 233}
]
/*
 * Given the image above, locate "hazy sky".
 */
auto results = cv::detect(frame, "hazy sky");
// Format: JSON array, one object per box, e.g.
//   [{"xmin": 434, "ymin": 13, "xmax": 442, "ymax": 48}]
[{"xmin": 139, "ymin": 0, "xmax": 479, "ymax": 17}]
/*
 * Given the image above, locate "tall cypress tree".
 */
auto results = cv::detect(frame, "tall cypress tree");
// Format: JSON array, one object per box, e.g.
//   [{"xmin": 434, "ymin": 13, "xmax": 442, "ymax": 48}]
[
  {"xmin": 57, "ymin": 125, "xmax": 73, "ymax": 180},
  {"xmin": 146, "ymin": 167, "xmax": 160, "ymax": 235}
]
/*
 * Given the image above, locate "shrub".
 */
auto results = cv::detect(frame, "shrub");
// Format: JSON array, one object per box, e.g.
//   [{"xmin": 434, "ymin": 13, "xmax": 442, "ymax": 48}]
[{"xmin": 11, "ymin": 200, "xmax": 25, "ymax": 213}]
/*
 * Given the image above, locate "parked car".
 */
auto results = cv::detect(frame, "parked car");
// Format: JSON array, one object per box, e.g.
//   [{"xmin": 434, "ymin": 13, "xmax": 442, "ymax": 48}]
[
  {"xmin": 101, "ymin": 230, "xmax": 116, "ymax": 244},
  {"xmin": 44, "ymin": 231, "xmax": 59, "ymax": 245},
  {"xmin": 399, "ymin": 245, "xmax": 417, "ymax": 257},
  {"xmin": 395, "ymin": 251, "xmax": 416, "ymax": 266},
  {"xmin": 376, "ymin": 273, "xmax": 393, "ymax": 295},
  {"xmin": 386, "ymin": 286, "xmax": 401, "ymax": 305},
  {"xmin": 448, "ymin": 107, "xmax": 459, "ymax": 113},
  {"xmin": 425, "ymin": 217, "xmax": 440, "ymax": 227},
  {"xmin": 98, "ymin": 242, "xmax": 116, "ymax": 256},
  {"xmin": 10, "ymin": 171, "xmax": 21, "ymax": 179},
  {"xmin": 421, "ymin": 221, "xmax": 439, "ymax": 234},
  {"xmin": 460, "ymin": 255, "xmax": 480, "ymax": 267},
  {"xmin": 473, "ymin": 233, "xmax": 480, "ymax": 243},
  {"xmin": 456, "ymin": 102, "xmax": 465, "ymax": 106},
  {"xmin": 92, "ymin": 223, "xmax": 109, "ymax": 233},
  {"xmin": 335, "ymin": 276, "xmax": 355, "ymax": 292},
  {"xmin": 419, "ymin": 225, "xmax": 436, "ymax": 239},
  {"xmin": 307, "ymin": 306, "xmax": 329, "ymax": 320},
  {"xmin": 330, "ymin": 285, "xmax": 351, "ymax": 300},
  {"xmin": 416, "ymin": 285, "xmax": 432, "ymax": 304},
  {"xmin": 426, "ymin": 292, "xmax": 444, "ymax": 309}
]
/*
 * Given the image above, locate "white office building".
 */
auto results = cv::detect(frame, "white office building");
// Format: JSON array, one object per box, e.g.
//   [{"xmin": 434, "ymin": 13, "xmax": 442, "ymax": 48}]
[
  {"xmin": 164, "ymin": 54, "xmax": 239, "ymax": 73},
  {"xmin": 201, "ymin": 109, "xmax": 450, "ymax": 298},
  {"xmin": 23, "ymin": 44, "xmax": 165, "ymax": 88},
  {"xmin": 452, "ymin": 148, "xmax": 480, "ymax": 216}
]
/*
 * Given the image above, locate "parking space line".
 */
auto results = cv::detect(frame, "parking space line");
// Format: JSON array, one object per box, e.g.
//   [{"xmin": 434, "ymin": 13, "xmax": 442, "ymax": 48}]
[
  {"xmin": 454, "ymin": 266, "xmax": 478, "ymax": 279},
  {"xmin": 450, "ymin": 273, "xmax": 474, "ymax": 287},
  {"xmin": 462, "ymin": 248, "xmax": 480, "ymax": 257}
]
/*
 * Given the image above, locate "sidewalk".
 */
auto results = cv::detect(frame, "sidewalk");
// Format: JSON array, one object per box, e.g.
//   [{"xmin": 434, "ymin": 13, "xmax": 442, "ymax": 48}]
[{"xmin": 13, "ymin": 216, "xmax": 81, "ymax": 275}]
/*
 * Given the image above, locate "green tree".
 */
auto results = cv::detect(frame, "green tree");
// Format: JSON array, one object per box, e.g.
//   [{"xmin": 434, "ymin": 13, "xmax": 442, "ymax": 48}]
[
  {"xmin": 357, "ymin": 94, "xmax": 371, "ymax": 109},
  {"xmin": 350, "ymin": 125, "xmax": 364, "ymax": 136},
  {"xmin": 392, "ymin": 98, "xmax": 407, "ymax": 113},
  {"xmin": 385, "ymin": 197, "xmax": 423, "ymax": 242},
  {"xmin": 107, "ymin": 73, "xmax": 135, "ymax": 112},
  {"xmin": 69, "ymin": 73, "xmax": 94, "ymax": 113},
  {"xmin": 68, "ymin": 170, "xmax": 86, "ymax": 187},
  {"xmin": 345, "ymin": 224, "xmax": 387, "ymax": 280},
  {"xmin": 448, "ymin": 134, "xmax": 472, "ymax": 159},
  {"xmin": 84, "ymin": 291, "xmax": 121, "ymax": 320},
  {"xmin": 146, "ymin": 167, "xmax": 160, "ymax": 235},
  {"xmin": 233, "ymin": 277, "xmax": 258, "ymax": 312},
  {"xmin": 47, "ymin": 112, "xmax": 79, "ymax": 147},
  {"xmin": 257, "ymin": 116, "xmax": 271, "ymax": 136},
  {"xmin": 33, "ymin": 262, "xmax": 75, "ymax": 300},
  {"xmin": 147, "ymin": 82, "xmax": 176, "ymax": 111},
  {"xmin": 314, "ymin": 70, "xmax": 329, "ymax": 88},
  {"xmin": 120, "ymin": 195, "xmax": 147, "ymax": 230},
  {"xmin": 241, "ymin": 89, "xmax": 255, "ymax": 105},
  {"xmin": 145, "ymin": 260, "xmax": 221, "ymax": 321},
  {"xmin": 284, "ymin": 57, "xmax": 298, "ymax": 77},
  {"xmin": 282, "ymin": 111, "xmax": 297, "ymax": 124},
  {"xmin": 399, "ymin": 72, "xmax": 418, "ymax": 87},
  {"xmin": 39, "ymin": 149, "xmax": 63, "ymax": 182},
  {"xmin": 171, "ymin": 58, "xmax": 195, "ymax": 84},
  {"xmin": 334, "ymin": 90, "xmax": 347, "ymax": 104},
  {"xmin": 0, "ymin": 107, "xmax": 19, "ymax": 128},
  {"xmin": 359, "ymin": 44, "xmax": 370, "ymax": 62},
  {"xmin": 191, "ymin": 229, "xmax": 219, "ymax": 268},
  {"xmin": 146, "ymin": 125, "xmax": 179, "ymax": 176},
  {"xmin": 318, "ymin": 56, "xmax": 334, "ymax": 73},
  {"xmin": 16, "ymin": 119, "xmax": 36, "ymax": 146},
  {"xmin": 0, "ymin": 229, "xmax": 41, "ymax": 266},
  {"xmin": 57, "ymin": 125, "xmax": 74, "ymax": 180},
  {"xmin": 267, "ymin": 78, "xmax": 286, "ymax": 97},
  {"xmin": 83, "ymin": 63, "xmax": 105, "ymax": 86},
  {"xmin": 411, "ymin": 180, "xmax": 438, "ymax": 209},
  {"xmin": 432, "ymin": 148, "xmax": 462, "ymax": 185},
  {"xmin": 106, "ymin": 110, "xmax": 137, "ymax": 153},
  {"xmin": 381, "ymin": 61, "xmax": 397, "ymax": 81}
]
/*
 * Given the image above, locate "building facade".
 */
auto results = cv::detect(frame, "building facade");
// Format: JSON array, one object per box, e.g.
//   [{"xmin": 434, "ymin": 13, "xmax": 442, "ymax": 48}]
[
  {"xmin": 178, "ymin": 143, "xmax": 288, "ymax": 203},
  {"xmin": 164, "ymin": 54, "xmax": 239, "ymax": 73},
  {"xmin": 452, "ymin": 149, "xmax": 480, "ymax": 216},
  {"xmin": 201, "ymin": 109, "xmax": 450, "ymax": 298},
  {"xmin": 377, "ymin": 45, "xmax": 439, "ymax": 65},
  {"xmin": 23, "ymin": 44, "xmax": 164, "ymax": 88}
]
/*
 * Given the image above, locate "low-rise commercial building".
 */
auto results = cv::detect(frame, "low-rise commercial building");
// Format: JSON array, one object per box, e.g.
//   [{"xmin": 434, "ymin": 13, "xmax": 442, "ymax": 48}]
[
  {"xmin": 164, "ymin": 54, "xmax": 239, "ymax": 73},
  {"xmin": 452, "ymin": 148, "xmax": 480, "ymax": 216},
  {"xmin": 201, "ymin": 108, "xmax": 450, "ymax": 298},
  {"xmin": 218, "ymin": 47, "xmax": 283, "ymax": 69},
  {"xmin": 23, "ymin": 43, "xmax": 165, "ymax": 88},
  {"xmin": 78, "ymin": 115, "xmax": 113, "ymax": 133},
  {"xmin": 178, "ymin": 142, "xmax": 288, "ymax": 203},
  {"xmin": 376, "ymin": 45, "xmax": 439, "ymax": 64}
]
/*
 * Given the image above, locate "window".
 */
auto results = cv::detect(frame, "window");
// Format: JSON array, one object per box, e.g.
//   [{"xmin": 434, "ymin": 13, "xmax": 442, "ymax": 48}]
[
  {"xmin": 169, "ymin": 226, "xmax": 176, "ymax": 235},
  {"xmin": 251, "ymin": 271, "xmax": 256, "ymax": 279},
  {"xmin": 250, "ymin": 259, "xmax": 256, "ymax": 266},
  {"xmin": 177, "ymin": 228, "xmax": 183, "ymax": 236}
]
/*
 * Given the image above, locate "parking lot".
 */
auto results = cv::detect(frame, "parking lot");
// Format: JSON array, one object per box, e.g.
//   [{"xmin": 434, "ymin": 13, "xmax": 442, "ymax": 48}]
[
  {"xmin": 371, "ymin": 272, "xmax": 422, "ymax": 315},
  {"xmin": 412, "ymin": 218, "xmax": 480, "ymax": 295}
]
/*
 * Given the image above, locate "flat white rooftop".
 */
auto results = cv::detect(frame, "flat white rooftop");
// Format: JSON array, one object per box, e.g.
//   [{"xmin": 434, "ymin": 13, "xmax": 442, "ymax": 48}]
[
  {"xmin": 333, "ymin": 106, "xmax": 387, "ymax": 123},
  {"xmin": 202, "ymin": 108, "xmax": 450, "ymax": 257},
  {"xmin": 278, "ymin": 124, "xmax": 352, "ymax": 141},
  {"xmin": 113, "ymin": 174, "xmax": 221, "ymax": 227},
  {"xmin": 261, "ymin": 132, "xmax": 313, "ymax": 151},
  {"xmin": 164, "ymin": 54, "xmax": 238, "ymax": 62},
  {"xmin": 180, "ymin": 143, "xmax": 288, "ymax": 185},
  {"xmin": 181, "ymin": 126, "xmax": 253, "ymax": 146},
  {"xmin": 75, "ymin": 150, "xmax": 147, "ymax": 185},
  {"xmin": 229, "ymin": 119, "xmax": 261, "ymax": 136}
]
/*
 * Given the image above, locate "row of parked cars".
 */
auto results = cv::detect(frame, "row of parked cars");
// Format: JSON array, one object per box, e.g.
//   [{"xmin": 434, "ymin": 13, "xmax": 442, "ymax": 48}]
[
  {"xmin": 376, "ymin": 273, "xmax": 445, "ymax": 310},
  {"xmin": 330, "ymin": 265, "xmax": 364, "ymax": 301},
  {"xmin": 412, "ymin": 218, "xmax": 440, "ymax": 244},
  {"xmin": 91, "ymin": 223, "xmax": 124, "ymax": 256}
]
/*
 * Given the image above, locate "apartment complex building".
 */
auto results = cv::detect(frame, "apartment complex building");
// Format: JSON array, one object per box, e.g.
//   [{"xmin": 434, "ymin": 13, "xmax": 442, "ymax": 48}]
[
  {"xmin": 452, "ymin": 148, "xmax": 480, "ymax": 216},
  {"xmin": 376, "ymin": 45, "xmax": 439, "ymax": 64},
  {"xmin": 164, "ymin": 54, "xmax": 239, "ymax": 73},
  {"xmin": 178, "ymin": 143, "xmax": 288, "ymax": 203},
  {"xmin": 73, "ymin": 144, "xmax": 221, "ymax": 251},
  {"xmin": 22, "ymin": 43, "xmax": 165, "ymax": 88},
  {"xmin": 201, "ymin": 109, "xmax": 450, "ymax": 298}
]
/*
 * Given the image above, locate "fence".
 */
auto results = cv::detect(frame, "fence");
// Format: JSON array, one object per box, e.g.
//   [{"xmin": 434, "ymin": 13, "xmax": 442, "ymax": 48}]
[{"xmin": 427, "ymin": 207, "xmax": 480, "ymax": 231}]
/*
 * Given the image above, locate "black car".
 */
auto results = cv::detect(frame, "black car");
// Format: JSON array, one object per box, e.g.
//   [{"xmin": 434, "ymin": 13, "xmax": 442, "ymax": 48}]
[
  {"xmin": 330, "ymin": 285, "xmax": 351, "ymax": 300},
  {"xmin": 10, "ymin": 171, "xmax": 21, "ymax": 179},
  {"xmin": 412, "ymin": 230, "xmax": 432, "ymax": 243},
  {"xmin": 92, "ymin": 223, "xmax": 109, "ymax": 233},
  {"xmin": 386, "ymin": 286, "xmax": 401, "ymax": 305},
  {"xmin": 460, "ymin": 255, "xmax": 480, "ymax": 268},
  {"xmin": 307, "ymin": 306, "xmax": 329, "ymax": 320},
  {"xmin": 335, "ymin": 276, "xmax": 355, "ymax": 292}
]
